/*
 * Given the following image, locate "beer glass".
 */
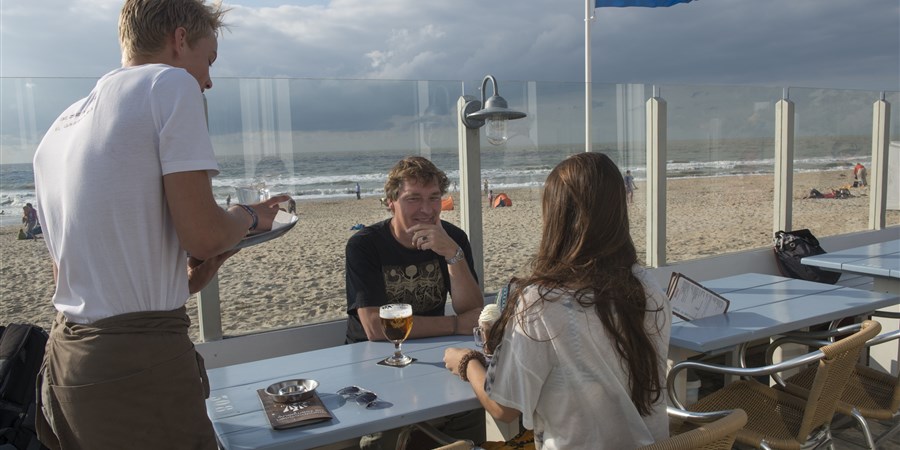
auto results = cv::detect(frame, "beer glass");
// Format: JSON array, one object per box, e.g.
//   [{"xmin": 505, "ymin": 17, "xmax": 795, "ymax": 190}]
[{"xmin": 379, "ymin": 303, "xmax": 413, "ymax": 366}]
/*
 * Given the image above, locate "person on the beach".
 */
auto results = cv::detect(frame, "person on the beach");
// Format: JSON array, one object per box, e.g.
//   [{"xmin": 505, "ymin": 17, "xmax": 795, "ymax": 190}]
[
  {"xmin": 624, "ymin": 169, "xmax": 637, "ymax": 204},
  {"xmin": 444, "ymin": 153, "xmax": 671, "ymax": 449},
  {"xmin": 853, "ymin": 163, "xmax": 867, "ymax": 187},
  {"xmin": 345, "ymin": 156, "xmax": 483, "ymax": 344},
  {"xmin": 355, "ymin": 182, "xmax": 361, "ymax": 200},
  {"xmin": 226, "ymin": 194, "xmax": 231, "ymax": 207},
  {"xmin": 22, "ymin": 203, "xmax": 38, "ymax": 238},
  {"xmin": 488, "ymin": 189, "xmax": 494, "ymax": 209},
  {"xmin": 31, "ymin": 1, "xmax": 289, "ymax": 449}
]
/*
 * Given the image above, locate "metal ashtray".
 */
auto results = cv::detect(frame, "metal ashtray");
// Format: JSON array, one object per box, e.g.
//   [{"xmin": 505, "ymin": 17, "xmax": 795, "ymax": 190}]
[{"xmin": 265, "ymin": 379, "xmax": 318, "ymax": 403}]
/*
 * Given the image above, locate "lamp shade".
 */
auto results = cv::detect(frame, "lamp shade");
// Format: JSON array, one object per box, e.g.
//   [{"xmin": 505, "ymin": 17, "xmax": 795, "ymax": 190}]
[{"xmin": 467, "ymin": 94, "xmax": 527, "ymax": 122}]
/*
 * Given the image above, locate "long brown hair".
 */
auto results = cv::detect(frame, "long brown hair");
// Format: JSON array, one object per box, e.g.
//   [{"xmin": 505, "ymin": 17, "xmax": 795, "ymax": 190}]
[{"xmin": 487, "ymin": 152, "xmax": 663, "ymax": 416}]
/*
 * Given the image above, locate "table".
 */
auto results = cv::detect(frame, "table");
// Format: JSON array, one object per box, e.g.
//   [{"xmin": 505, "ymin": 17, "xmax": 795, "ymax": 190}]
[
  {"xmin": 801, "ymin": 239, "xmax": 899, "ymax": 294},
  {"xmin": 667, "ymin": 273, "xmax": 899, "ymax": 396},
  {"xmin": 206, "ymin": 336, "xmax": 480, "ymax": 449},
  {"xmin": 802, "ymin": 240, "xmax": 900, "ymax": 373}
]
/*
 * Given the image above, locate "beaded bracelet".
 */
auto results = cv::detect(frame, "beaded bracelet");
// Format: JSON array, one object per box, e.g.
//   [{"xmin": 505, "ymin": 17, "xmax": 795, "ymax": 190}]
[
  {"xmin": 236, "ymin": 204, "xmax": 258, "ymax": 231},
  {"xmin": 458, "ymin": 350, "xmax": 487, "ymax": 382}
]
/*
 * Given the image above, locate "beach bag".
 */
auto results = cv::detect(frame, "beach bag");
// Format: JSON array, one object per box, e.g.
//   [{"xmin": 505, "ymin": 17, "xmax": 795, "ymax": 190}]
[
  {"xmin": 773, "ymin": 230, "xmax": 841, "ymax": 284},
  {"xmin": 0, "ymin": 324, "xmax": 49, "ymax": 450}
]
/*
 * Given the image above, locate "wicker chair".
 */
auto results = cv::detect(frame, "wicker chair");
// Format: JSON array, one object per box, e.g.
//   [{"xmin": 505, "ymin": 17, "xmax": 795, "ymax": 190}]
[
  {"xmin": 668, "ymin": 319, "xmax": 881, "ymax": 450},
  {"xmin": 636, "ymin": 407, "xmax": 747, "ymax": 450},
  {"xmin": 767, "ymin": 323, "xmax": 900, "ymax": 449}
]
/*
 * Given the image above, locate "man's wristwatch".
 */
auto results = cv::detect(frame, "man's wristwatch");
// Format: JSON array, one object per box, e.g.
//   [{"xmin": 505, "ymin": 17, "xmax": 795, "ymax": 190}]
[{"xmin": 446, "ymin": 246, "xmax": 464, "ymax": 265}]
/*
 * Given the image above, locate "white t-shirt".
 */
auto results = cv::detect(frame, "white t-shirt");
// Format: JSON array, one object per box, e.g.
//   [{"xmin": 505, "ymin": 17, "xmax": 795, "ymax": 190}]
[
  {"xmin": 486, "ymin": 265, "xmax": 671, "ymax": 449},
  {"xmin": 33, "ymin": 64, "xmax": 219, "ymax": 324}
]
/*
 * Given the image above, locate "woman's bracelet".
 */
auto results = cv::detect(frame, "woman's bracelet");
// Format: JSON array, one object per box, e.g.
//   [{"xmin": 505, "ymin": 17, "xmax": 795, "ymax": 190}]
[
  {"xmin": 236, "ymin": 204, "xmax": 258, "ymax": 231},
  {"xmin": 458, "ymin": 350, "xmax": 487, "ymax": 382}
]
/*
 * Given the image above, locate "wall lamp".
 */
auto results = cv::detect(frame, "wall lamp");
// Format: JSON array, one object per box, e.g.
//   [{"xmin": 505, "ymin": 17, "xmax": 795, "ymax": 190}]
[{"xmin": 460, "ymin": 75, "xmax": 527, "ymax": 145}]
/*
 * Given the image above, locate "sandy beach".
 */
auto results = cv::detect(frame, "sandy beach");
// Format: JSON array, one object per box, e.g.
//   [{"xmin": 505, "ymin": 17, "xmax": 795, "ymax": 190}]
[{"xmin": 2, "ymin": 170, "xmax": 896, "ymax": 341}]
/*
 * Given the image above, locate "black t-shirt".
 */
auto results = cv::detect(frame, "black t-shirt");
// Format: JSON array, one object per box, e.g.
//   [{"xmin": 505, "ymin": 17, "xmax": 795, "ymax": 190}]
[{"xmin": 344, "ymin": 218, "xmax": 476, "ymax": 343}]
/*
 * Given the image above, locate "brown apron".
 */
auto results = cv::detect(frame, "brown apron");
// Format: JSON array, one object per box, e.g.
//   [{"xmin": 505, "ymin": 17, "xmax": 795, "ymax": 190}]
[{"xmin": 35, "ymin": 307, "xmax": 217, "ymax": 450}]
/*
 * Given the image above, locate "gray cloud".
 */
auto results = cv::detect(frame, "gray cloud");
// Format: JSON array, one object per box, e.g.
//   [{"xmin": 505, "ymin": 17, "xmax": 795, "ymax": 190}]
[{"xmin": 1, "ymin": 0, "xmax": 897, "ymax": 91}]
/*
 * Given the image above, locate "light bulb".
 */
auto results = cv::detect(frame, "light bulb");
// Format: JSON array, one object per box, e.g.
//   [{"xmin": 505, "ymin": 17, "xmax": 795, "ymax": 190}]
[{"xmin": 485, "ymin": 117, "xmax": 508, "ymax": 145}]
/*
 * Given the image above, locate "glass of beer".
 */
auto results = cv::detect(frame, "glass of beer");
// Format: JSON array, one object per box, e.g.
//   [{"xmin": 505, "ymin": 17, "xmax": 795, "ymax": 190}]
[{"xmin": 379, "ymin": 303, "xmax": 414, "ymax": 367}]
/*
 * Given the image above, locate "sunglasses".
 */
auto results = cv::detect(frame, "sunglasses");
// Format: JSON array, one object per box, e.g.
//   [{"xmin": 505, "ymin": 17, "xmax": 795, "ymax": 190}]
[{"xmin": 337, "ymin": 385, "xmax": 380, "ymax": 409}]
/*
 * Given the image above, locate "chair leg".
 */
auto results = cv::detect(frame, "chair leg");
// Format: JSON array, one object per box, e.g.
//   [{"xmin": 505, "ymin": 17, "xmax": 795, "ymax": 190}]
[
  {"xmin": 848, "ymin": 408, "xmax": 876, "ymax": 450},
  {"xmin": 396, "ymin": 425, "xmax": 414, "ymax": 450}
]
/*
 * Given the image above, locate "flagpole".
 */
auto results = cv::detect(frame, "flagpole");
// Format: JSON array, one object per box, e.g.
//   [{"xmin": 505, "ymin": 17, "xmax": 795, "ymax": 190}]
[{"xmin": 585, "ymin": 0, "xmax": 592, "ymax": 153}]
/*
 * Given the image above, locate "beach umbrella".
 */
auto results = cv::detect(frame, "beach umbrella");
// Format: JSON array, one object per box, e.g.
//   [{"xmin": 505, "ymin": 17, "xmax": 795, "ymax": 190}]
[{"xmin": 585, "ymin": 0, "xmax": 694, "ymax": 152}]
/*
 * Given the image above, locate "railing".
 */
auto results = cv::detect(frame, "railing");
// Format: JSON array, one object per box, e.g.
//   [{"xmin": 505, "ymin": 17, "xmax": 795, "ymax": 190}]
[{"xmin": 1, "ymin": 77, "xmax": 897, "ymax": 344}]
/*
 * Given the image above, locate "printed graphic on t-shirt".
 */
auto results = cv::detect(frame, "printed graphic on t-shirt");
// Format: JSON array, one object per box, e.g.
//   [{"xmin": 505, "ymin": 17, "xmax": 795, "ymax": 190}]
[{"xmin": 383, "ymin": 261, "xmax": 444, "ymax": 312}]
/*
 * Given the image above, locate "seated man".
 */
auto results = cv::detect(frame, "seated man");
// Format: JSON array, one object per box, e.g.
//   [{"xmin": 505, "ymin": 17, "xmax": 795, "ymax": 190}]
[{"xmin": 345, "ymin": 156, "xmax": 483, "ymax": 343}]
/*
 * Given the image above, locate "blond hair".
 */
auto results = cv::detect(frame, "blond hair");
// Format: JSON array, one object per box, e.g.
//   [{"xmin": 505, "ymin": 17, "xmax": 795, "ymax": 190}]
[{"xmin": 118, "ymin": 0, "xmax": 228, "ymax": 64}]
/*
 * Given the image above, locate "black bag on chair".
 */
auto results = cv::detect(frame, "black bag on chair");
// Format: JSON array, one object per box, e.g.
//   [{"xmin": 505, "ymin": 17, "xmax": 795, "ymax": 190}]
[
  {"xmin": 0, "ymin": 324, "xmax": 49, "ymax": 450},
  {"xmin": 773, "ymin": 229, "xmax": 841, "ymax": 284}
]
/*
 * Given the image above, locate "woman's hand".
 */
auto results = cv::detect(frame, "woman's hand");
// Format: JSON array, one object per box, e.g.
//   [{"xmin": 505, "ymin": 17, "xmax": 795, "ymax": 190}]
[{"xmin": 443, "ymin": 347, "xmax": 471, "ymax": 377}]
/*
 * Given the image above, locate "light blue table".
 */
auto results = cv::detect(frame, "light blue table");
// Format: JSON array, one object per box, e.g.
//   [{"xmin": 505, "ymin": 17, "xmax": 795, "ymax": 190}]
[
  {"xmin": 667, "ymin": 273, "xmax": 900, "ymax": 395},
  {"xmin": 205, "ymin": 336, "xmax": 479, "ymax": 449},
  {"xmin": 802, "ymin": 240, "xmax": 900, "ymax": 372},
  {"xmin": 801, "ymin": 239, "xmax": 899, "ymax": 294}
]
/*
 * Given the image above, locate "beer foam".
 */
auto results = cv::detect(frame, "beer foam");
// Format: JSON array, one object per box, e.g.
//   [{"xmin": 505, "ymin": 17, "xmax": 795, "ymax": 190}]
[{"xmin": 380, "ymin": 304, "xmax": 411, "ymax": 319}]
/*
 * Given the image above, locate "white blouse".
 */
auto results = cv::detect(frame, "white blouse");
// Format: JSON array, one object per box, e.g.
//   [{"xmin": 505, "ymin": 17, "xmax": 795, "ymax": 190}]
[{"xmin": 485, "ymin": 265, "xmax": 671, "ymax": 449}]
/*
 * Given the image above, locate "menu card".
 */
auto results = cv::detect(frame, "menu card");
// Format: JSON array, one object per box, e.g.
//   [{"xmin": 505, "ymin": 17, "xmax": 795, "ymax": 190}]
[
  {"xmin": 666, "ymin": 272, "xmax": 730, "ymax": 321},
  {"xmin": 256, "ymin": 389, "xmax": 333, "ymax": 430}
]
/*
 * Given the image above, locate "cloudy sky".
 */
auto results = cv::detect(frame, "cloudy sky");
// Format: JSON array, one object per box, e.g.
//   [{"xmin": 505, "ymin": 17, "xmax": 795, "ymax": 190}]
[{"xmin": 1, "ymin": 0, "xmax": 898, "ymax": 91}]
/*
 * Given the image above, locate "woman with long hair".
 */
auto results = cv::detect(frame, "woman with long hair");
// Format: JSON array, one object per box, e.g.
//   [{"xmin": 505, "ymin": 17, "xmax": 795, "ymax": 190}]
[{"xmin": 444, "ymin": 152, "xmax": 671, "ymax": 449}]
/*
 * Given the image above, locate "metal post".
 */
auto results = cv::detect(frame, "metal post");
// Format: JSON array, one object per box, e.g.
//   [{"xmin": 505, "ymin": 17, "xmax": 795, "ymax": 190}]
[
  {"xmin": 197, "ymin": 92, "xmax": 224, "ymax": 342},
  {"xmin": 774, "ymin": 95, "xmax": 795, "ymax": 234},
  {"xmin": 645, "ymin": 92, "xmax": 667, "ymax": 267},
  {"xmin": 869, "ymin": 96, "xmax": 891, "ymax": 230},
  {"xmin": 457, "ymin": 96, "xmax": 485, "ymax": 286}
]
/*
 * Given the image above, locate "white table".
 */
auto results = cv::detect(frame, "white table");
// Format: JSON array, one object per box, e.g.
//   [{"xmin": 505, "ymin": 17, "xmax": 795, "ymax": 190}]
[
  {"xmin": 801, "ymin": 239, "xmax": 899, "ymax": 294},
  {"xmin": 667, "ymin": 273, "xmax": 900, "ymax": 395},
  {"xmin": 206, "ymin": 336, "xmax": 480, "ymax": 449},
  {"xmin": 802, "ymin": 239, "xmax": 900, "ymax": 373}
]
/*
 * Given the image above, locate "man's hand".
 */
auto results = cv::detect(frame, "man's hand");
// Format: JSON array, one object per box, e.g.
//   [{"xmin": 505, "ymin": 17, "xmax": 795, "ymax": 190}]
[
  {"xmin": 407, "ymin": 223, "xmax": 456, "ymax": 259},
  {"xmin": 187, "ymin": 249, "xmax": 239, "ymax": 294},
  {"xmin": 246, "ymin": 195, "xmax": 292, "ymax": 234}
]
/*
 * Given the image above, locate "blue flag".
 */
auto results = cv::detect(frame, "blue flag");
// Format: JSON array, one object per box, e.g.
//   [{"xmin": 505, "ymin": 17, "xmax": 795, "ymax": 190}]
[{"xmin": 596, "ymin": 0, "xmax": 693, "ymax": 7}]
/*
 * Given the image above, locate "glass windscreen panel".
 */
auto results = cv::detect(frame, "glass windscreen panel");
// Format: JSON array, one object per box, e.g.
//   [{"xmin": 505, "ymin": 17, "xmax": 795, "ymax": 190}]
[
  {"xmin": 203, "ymin": 78, "xmax": 466, "ymax": 337},
  {"xmin": 887, "ymin": 91, "xmax": 900, "ymax": 228},
  {"xmin": 2, "ymin": 77, "xmax": 896, "ymax": 341},
  {"xmin": 0, "ymin": 77, "xmax": 99, "ymax": 334},
  {"xmin": 661, "ymin": 84, "xmax": 780, "ymax": 262},
  {"xmin": 471, "ymin": 80, "xmax": 583, "ymax": 294},
  {"xmin": 790, "ymin": 88, "xmax": 884, "ymax": 236}
]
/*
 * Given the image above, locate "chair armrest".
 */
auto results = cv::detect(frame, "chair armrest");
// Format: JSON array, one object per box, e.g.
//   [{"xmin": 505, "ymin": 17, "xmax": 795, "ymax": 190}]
[
  {"xmin": 667, "ymin": 349, "xmax": 824, "ymax": 408},
  {"xmin": 867, "ymin": 329, "xmax": 900, "ymax": 347},
  {"xmin": 667, "ymin": 406, "xmax": 736, "ymax": 423},
  {"xmin": 872, "ymin": 310, "xmax": 900, "ymax": 320},
  {"xmin": 781, "ymin": 322, "xmax": 864, "ymax": 341}
]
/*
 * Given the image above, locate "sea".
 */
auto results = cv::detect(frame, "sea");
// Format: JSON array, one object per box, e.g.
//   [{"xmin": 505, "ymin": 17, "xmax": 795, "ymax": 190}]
[{"xmin": 0, "ymin": 141, "xmax": 868, "ymax": 228}]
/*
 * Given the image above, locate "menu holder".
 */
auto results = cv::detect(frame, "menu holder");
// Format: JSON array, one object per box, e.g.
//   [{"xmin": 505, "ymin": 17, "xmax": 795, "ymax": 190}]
[
  {"xmin": 666, "ymin": 272, "xmax": 730, "ymax": 321},
  {"xmin": 256, "ymin": 389, "xmax": 333, "ymax": 430}
]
